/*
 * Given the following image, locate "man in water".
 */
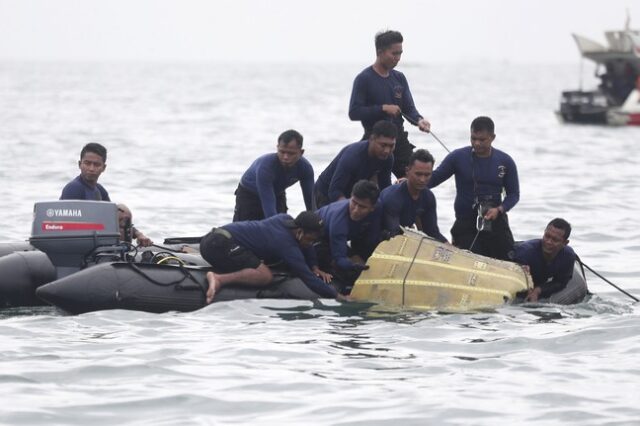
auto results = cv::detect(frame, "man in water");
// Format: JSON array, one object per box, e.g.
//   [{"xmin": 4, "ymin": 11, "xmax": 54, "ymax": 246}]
[
  {"xmin": 314, "ymin": 120, "xmax": 395, "ymax": 209},
  {"xmin": 200, "ymin": 211, "xmax": 343, "ymax": 303},
  {"xmin": 512, "ymin": 218, "xmax": 576, "ymax": 302},
  {"xmin": 233, "ymin": 129, "xmax": 314, "ymax": 221},
  {"xmin": 428, "ymin": 116, "xmax": 519, "ymax": 260},
  {"xmin": 349, "ymin": 30, "xmax": 431, "ymax": 178},
  {"xmin": 379, "ymin": 149, "xmax": 447, "ymax": 242},
  {"xmin": 315, "ymin": 180, "xmax": 382, "ymax": 292},
  {"xmin": 60, "ymin": 142, "xmax": 110, "ymax": 201}
]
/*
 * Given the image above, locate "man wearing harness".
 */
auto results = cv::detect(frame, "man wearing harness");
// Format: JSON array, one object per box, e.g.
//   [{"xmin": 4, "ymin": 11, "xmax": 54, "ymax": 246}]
[
  {"xmin": 199, "ymin": 211, "xmax": 344, "ymax": 303},
  {"xmin": 512, "ymin": 218, "xmax": 576, "ymax": 302},
  {"xmin": 349, "ymin": 30, "xmax": 431, "ymax": 178},
  {"xmin": 379, "ymin": 149, "xmax": 447, "ymax": 242},
  {"xmin": 314, "ymin": 120, "xmax": 395, "ymax": 209},
  {"xmin": 233, "ymin": 129, "xmax": 314, "ymax": 221},
  {"xmin": 428, "ymin": 116, "xmax": 519, "ymax": 260}
]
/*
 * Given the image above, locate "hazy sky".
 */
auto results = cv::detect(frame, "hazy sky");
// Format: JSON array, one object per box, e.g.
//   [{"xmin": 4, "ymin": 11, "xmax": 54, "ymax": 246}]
[{"xmin": 0, "ymin": 0, "xmax": 637, "ymax": 64}]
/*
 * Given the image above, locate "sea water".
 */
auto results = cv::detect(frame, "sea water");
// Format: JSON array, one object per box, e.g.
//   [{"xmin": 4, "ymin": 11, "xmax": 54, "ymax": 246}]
[{"xmin": 0, "ymin": 62, "xmax": 638, "ymax": 425}]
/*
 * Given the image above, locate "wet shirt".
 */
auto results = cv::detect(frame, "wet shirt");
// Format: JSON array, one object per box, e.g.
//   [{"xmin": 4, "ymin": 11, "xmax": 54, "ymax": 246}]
[
  {"xmin": 428, "ymin": 146, "xmax": 519, "ymax": 219},
  {"xmin": 348, "ymin": 66, "xmax": 422, "ymax": 134},
  {"xmin": 315, "ymin": 140, "xmax": 393, "ymax": 202},
  {"xmin": 222, "ymin": 214, "xmax": 336, "ymax": 298},
  {"xmin": 379, "ymin": 181, "xmax": 447, "ymax": 242},
  {"xmin": 316, "ymin": 199, "xmax": 382, "ymax": 271},
  {"xmin": 513, "ymin": 239, "xmax": 576, "ymax": 298},
  {"xmin": 240, "ymin": 154, "xmax": 314, "ymax": 217},
  {"xmin": 60, "ymin": 175, "xmax": 111, "ymax": 201}
]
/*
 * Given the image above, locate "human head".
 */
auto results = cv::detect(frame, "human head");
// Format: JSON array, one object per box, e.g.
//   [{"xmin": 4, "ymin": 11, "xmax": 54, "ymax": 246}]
[
  {"xmin": 117, "ymin": 203, "xmax": 132, "ymax": 242},
  {"xmin": 375, "ymin": 30, "xmax": 404, "ymax": 70},
  {"xmin": 289, "ymin": 211, "xmax": 324, "ymax": 248},
  {"xmin": 276, "ymin": 129, "xmax": 304, "ymax": 169},
  {"xmin": 405, "ymin": 149, "xmax": 435, "ymax": 192},
  {"xmin": 349, "ymin": 180, "xmax": 379, "ymax": 221},
  {"xmin": 368, "ymin": 120, "xmax": 397, "ymax": 160},
  {"xmin": 542, "ymin": 218, "xmax": 571, "ymax": 259},
  {"xmin": 470, "ymin": 116, "xmax": 496, "ymax": 157},
  {"xmin": 78, "ymin": 142, "xmax": 107, "ymax": 186}
]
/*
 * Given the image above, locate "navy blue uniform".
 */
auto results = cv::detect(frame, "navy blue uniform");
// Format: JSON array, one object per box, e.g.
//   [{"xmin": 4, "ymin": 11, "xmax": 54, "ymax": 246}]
[
  {"xmin": 218, "ymin": 214, "xmax": 336, "ymax": 298},
  {"xmin": 348, "ymin": 66, "xmax": 423, "ymax": 177},
  {"xmin": 234, "ymin": 154, "xmax": 314, "ymax": 221},
  {"xmin": 379, "ymin": 181, "xmax": 447, "ymax": 242},
  {"xmin": 429, "ymin": 146, "xmax": 519, "ymax": 259},
  {"xmin": 314, "ymin": 140, "xmax": 393, "ymax": 208},
  {"xmin": 60, "ymin": 175, "xmax": 110, "ymax": 201},
  {"xmin": 316, "ymin": 199, "xmax": 382, "ymax": 272},
  {"xmin": 513, "ymin": 239, "xmax": 576, "ymax": 298}
]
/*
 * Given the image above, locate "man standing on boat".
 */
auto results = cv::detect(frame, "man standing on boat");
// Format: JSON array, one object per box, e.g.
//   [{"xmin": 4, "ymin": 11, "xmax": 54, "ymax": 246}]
[
  {"xmin": 349, "ymin": 30, "xmax": 431, "ymax": 179},
  {"xmin": 314, "ymin": 180, "xmax": 382, "ymax": 293},
  {"xmin": 233, "ymin": 129, "xmax": 314, "ymax": 221},
  {"xmin": 512, "ymin": 218, "xmax": 576, "ymax": 302},
  {"xmin": 200, "ymin": 211, "xmax": 344, "ymax": 303},
  {"xmin": 428, "ymin": 116, "xmax": 519, "ymax": 260},
  {"xmin": 378, "ymin": 149, "xmax": 447, "ymax": 242},
  {"xmin": 314, "ymin": 120, "xmax": 395, "ymax": 209}
]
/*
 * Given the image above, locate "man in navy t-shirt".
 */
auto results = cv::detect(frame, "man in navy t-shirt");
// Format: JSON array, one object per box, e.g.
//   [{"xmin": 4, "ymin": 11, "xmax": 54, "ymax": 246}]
[
  {"xmin": 512, "ymin": 218, "xmax": 576, "ymax": 302},
  {"xmin": 199, "ymin": 211, "xmax": 344, "ymax": 303},
  {"xmin": 349, "ymin": 30, "xmax": 431, "ymax": 178},
  {"xmin": 60, "ymin": 142, "xmax": 110, "ymax": 201},
  {"xmin": 315, "ymin": 180, "xmax": 382, "ymax": 293},
  {"xmin": 428, "ymin": 116, "xmax": 519, "ymax": 260},
  {"xmin": 233, "ymin": 129, "xmax": 314, "ymax": 222},
  {"xmin": 314, "ymin": 120, "xmax": 395, "ymax": 209},
  {"xmin": 379, "ymin": 149, "xmax": 447, "ymax": 242}
]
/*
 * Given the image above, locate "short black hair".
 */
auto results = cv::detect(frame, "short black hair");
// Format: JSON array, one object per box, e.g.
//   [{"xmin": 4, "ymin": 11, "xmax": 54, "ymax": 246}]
[
  {"xmin": 470, "ymin": 116, "xmax": 495, "ymax": 134},
  {"xmin": 351, "ymin": 180, "xmax": 380, "ymax": 204},
  {"xmin": 375, "ymin": 30, "xmax": 403, "ymax": 52},
  {"xmin": 547, "ymin": 218, "xmax": 572, "ymax": 239},
  {"xmin": 371, "ymin": 120, "xmax": 397, "ymax": 139},
  {"xmin": 80, "ymin": 142, "xmax": 107, "ymax": 163},
  {"xmin": 278, "ymin": 129, "xmax": 304, "ymax": 148},
  {"xmin": 408, "ymin": 149, "xmax": 434, "ymax": 167},
  {"xmin": 292, "ymin": 211, "xmax": 324, "ymax": 233}
]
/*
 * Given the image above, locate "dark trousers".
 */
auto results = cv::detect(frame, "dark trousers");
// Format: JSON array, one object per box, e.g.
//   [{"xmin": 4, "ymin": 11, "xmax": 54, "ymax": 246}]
[
  {"xmin": 451, "ymin": 214, "xmax": 515, "ymax": 261},
  {"xmin": 233, "ymin": 184, "xmax": 287, "ymax": 222}
]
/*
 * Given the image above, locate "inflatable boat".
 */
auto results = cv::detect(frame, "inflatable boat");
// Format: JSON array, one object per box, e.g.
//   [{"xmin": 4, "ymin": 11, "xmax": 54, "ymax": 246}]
[{"xmin": 350, "ymin": 229, "xmax": 588, "ymax": 311}]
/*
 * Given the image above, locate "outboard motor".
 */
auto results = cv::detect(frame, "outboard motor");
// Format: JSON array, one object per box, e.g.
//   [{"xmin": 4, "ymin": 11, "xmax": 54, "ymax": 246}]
[{"xmin": 29, "ymin": 201, "xmax": 121, "ymax": 279}]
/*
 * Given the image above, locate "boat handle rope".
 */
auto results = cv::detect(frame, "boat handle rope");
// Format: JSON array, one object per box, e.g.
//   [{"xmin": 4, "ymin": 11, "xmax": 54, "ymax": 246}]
[
  {"xmin": 577, "ymin": 256, "xmax": 639, "ymax": 302},
  {"xmin": 401, "ymin": 235, "xmax": 427, "ymax": 306},
  {"xmin": 123, "ymin": 262, "xmax": 207, "ymax": 295},
  {"xmin": 401, "ymin": 112, "xmax": 451, "ymax": 153}
]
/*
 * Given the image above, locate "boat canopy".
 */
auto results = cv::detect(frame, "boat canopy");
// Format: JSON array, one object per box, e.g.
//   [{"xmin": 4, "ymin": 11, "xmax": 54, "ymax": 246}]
[{"xmin": 572, "ymin": 30, "xmax": 640, "ymax": 65}]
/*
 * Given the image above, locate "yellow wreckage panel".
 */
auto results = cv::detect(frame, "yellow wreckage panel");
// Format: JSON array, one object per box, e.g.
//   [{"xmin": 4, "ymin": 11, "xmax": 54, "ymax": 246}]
[{"xmin": 350, "ymin": 229, "xmax": 532, "ymax": 311}]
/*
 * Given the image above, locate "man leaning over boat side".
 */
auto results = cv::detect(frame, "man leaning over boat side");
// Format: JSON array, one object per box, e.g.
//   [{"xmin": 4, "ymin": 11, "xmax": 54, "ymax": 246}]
[
  {"xmin": 428, "ymin": 116, "xmax": 519, "ymax": 260},
  {"xmin": 313, "ymin": 120, "xmax": 395, "ymax": 209},
  {"xmin": 378, "ymin": 148, "xmax": 447, "ymax": 242},
  {"xmin": 200, "ymin": 211, "xmax": 346, "ymax": 303},
  {"xmin": 314, "ymin": 180, "xmax": 382, "ymax": 294},
  {"xmin": 348, "ymin": 29, "xmax": 431, "ymax": 179},
  {"xmin": 512, "ymin": 218, "xmax": 576, "ymax": 302},
  {"xmin": 59, "ymin": 142, "xmax": 153, "ymax": 247},
  {"xmin": 233, "ymin": 129, "xmax": 314, "ymax": 222}
]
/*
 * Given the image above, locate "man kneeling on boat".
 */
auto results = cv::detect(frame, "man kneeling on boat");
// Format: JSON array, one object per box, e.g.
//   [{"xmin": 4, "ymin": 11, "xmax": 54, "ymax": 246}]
[
  {"xmin": 512, "ymin": 218, "xmax": 576, "ymax": 302},
  {"xmin": 200, "ymin": 211, "xmax": 346, "ymax": 303}
]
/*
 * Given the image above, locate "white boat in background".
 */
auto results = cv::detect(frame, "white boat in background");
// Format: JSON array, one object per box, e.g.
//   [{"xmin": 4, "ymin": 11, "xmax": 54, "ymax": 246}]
[{"xmin": 557, "ymin": 19, "xmax": 640, "ymax": 125}]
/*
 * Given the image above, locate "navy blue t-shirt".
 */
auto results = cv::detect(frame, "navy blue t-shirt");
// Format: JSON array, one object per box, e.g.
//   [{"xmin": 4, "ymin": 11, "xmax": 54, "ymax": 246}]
[
  {"xmin": 315, "ymin": 140, "xmax": 393, "ymax": 202},
  {"xmin": 60, "ymin": 175, "xmax": 110, "ymax": 201},
  {"xmin": 316, "ymin": 199, "xmax": 382, "ymax": 271},
  {"xmin": 349, "ymin": 66, "xmax": 422, "ymax": 134},
  {"xmin": 379, "ymin": 181, "xmax": 447, "ymax": 242},
  {"xmin": 222, "ymin": 214, "xmax": 337, "ymax": 298},
  {"xmin": 428, "ymin": 146, "xmax": 519, "ymax": 219},
  {"xmin": 240, "ymin": 154, "xmax": 314, "ymax": 217},
  {"xmin": 513, "ymin": 239, "xmax": 576, "ymax": 298}
]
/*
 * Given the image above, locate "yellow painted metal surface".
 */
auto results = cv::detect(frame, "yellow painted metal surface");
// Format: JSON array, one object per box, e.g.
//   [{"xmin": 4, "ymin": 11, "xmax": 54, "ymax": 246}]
[{"xmin": 350, "ymin": 229, "xmax": 532, "ymax": 311}]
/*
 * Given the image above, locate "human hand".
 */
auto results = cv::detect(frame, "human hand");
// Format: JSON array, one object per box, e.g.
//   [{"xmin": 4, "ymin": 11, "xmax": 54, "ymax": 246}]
[
  {"xmin": 483, "ymin": 207, "xmax": 502, "ymax": 221},
  {"xmin": 136, "ymin": 234, "xmax": 154, "ymax": 247},
  {"xmin": 336, "ymin": 293, "xmax": 354, "ymax": 302},
  {"xmin": 352, "ymin": 263, "xmax": 370, "ymax": 272},
  {"xmin": 524, "ymin": 287, "xmax": 541, "ymax": 302},
  {"xmin": 418, "ymin": 118, "xmax": 431, "ymax": 132},
  {"xmin": 313, "ymin": 267, "xmax": 333, "ymax": 283},
  {"xmin": 382, "ymin": 104, "xmax": 402, "ymax": 116}
]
